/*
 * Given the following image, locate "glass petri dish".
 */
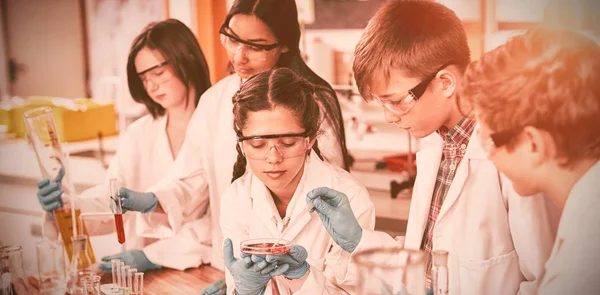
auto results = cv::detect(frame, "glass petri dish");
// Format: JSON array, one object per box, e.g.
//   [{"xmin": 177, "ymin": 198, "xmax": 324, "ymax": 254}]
[{"xmin": 240, "ymin": 238, "xmax": 291, "ymax": 255}]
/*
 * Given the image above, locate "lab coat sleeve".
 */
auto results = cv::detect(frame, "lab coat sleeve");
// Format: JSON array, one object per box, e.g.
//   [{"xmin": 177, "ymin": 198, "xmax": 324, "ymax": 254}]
[
  {"xmin": 142, "ymin": 213, "xmax": 212, "ymax": 270},
  {"xmin": 502, "ymin": 174, "xmax": 558, "ymax": 295},
  {"xmin": 290, "ymin": 186, "xmax": 376, "ymax": 294},
  {"xmin": 219, "ymin": 185, "xmax": 251, "ymax": 295},
  {"xmin": 145, "ymin": 106, "xmax": 209, "ymax": 234}
]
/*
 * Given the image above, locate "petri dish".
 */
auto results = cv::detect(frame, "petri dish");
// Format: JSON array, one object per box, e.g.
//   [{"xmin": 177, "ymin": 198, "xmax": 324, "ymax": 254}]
[{"xmin": 240, "ymin": 238, "xmax": 291, "ymax": 255}]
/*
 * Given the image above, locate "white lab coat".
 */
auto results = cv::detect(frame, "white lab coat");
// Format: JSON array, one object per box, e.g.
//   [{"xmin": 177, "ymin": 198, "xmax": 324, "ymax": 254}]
[
  {"xmin": 537, "ymin": 160, "xmax": 600, "ymax": 295},
  {"xmin": 42, "ymin": 114, "xmax": 211, "ymax": 270},
  {"xmin": 220, "ymin": 153, "xmax": 375, "ymax": 295},
  {"xmin": 352, "ymin": 125, "xmax": 558, "ymax": 295},
  {"xmin": 148, "ymin": 74, "xmax": 345, "ymax": 271}
]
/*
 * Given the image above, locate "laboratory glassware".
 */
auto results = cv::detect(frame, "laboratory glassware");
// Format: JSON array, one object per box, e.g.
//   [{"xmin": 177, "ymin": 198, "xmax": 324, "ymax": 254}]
[
  {"xmin": 24, "ymin": 106, "xmax": 96, "ymax": 267},
  {"xmin": 353, "ymin": 246, "xmax": 426, "ymax": 295},
  {"xmin": 1, "ymin": 246, "xmax": 26, "ymax": 295},
  {"xmin": 432, "ymin": 250, "xmax": 449, "ymax": 295},
  {"xmin": 36, "ymin": 239, "xmax": 67, "ymax": 294},
  {"xmin": 240, "ymin": 238, "xmax": 291, "ymax": 255},
  {"xmin": 109, "ymin": 179, "xmax": 126, "ymax": 244}
]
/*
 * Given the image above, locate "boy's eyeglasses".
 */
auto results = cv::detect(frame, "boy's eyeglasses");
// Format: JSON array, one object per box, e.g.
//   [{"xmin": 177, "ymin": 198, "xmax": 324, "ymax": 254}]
[
  {"xmin": 372, "ymin": 62, "xmax": 455, "ymax": 115},
  {"xmin": 481, "ymin": 128, "xmax": 523, "ymax": 155},
  {"xmin": 138, "ymin": 60, "xmax": 172, "ymax": 87},
  {"xmin": 238, "ymin": 132, "xmax": 310, "ymax": 160},
  {"xmin": 219, "ymin": 25, "xmax": 279, "ymax": 62}
]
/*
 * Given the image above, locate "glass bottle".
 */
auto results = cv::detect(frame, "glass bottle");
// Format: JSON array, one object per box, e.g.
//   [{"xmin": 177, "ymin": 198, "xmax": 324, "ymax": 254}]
[{"xmin": 432, "ymin": 250, "xmax": 449, "ymax": 295}]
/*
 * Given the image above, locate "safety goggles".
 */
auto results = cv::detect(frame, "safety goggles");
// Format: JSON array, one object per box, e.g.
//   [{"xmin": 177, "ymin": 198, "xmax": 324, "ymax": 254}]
[
  {"xmin": 219, "ymin": 25, "xmax": 279, "ymax": 62},
  {"xmin": 137, "ymin": 60, "xmax": 172, "ymax": 88},
  {"xmin": 238, "ymin": 132, "xmax": 310, "ymax": 160},
  {"xmin": 371, "ymin": 62, "xmax": 454, "ymax": 115},
  {"xmin": 481, "ymin": 128, "xmax": 523, "ymax": 155}
]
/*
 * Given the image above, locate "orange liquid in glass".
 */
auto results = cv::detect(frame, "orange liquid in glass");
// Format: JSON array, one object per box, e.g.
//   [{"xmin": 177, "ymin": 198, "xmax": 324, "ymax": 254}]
[{"xmin": 114, "ymin": 214, "xmax": 125, "ymax": 244}]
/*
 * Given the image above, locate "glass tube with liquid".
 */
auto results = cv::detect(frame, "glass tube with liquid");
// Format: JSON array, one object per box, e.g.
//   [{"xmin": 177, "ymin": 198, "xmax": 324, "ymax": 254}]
[{"xmin": 110, "ymin": 179, "xmax": 126, "ymax": 244}]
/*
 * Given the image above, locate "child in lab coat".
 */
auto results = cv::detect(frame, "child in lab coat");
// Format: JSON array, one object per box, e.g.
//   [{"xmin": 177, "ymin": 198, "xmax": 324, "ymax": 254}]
[
  {"xmin": 306, "ymin": 1, "xmax": 559, "ymax": 295},
  {"xmin": 147, "ymin": 0, "xmax": 350, "ymax": 273},
  {"xmin": 220, "ymin": 68, "xmax": 375, "ymax": 295},
  {"xmin": 36, "ymin": 19, "xmax": 213, "ymax": 272},
  {"xmin": 460, "ymin": 26, "xmax": 600, "ymax": 295}
]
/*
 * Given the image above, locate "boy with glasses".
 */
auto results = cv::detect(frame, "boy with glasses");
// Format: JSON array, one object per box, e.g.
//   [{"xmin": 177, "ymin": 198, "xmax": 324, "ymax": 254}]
[
  {"xmin": 306, "ymin": 1, "xmax": 558, "ymax": 294},
  {"xmin": 461, "ymin": 26, "xmax": 600, "ymax": 295}
]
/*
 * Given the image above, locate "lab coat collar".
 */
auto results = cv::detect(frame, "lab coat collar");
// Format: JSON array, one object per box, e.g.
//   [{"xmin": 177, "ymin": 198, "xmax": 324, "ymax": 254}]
[
  {"xmin": 559, "ymin": 160, "xmax": 600, "ymax": 236},
  {"xmin": 411, "ymin": 123, "xmax": 486, "ymax": 241},
  {"xmin": 249, "ymin": 151, "xmax": 327, "ymax": 241}
]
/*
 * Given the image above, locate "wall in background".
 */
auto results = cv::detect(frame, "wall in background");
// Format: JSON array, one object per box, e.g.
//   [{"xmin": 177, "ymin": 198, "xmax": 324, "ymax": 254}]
[{"xmin": 85, "ymin": 0, "xmax": 165, "ymax": 118}]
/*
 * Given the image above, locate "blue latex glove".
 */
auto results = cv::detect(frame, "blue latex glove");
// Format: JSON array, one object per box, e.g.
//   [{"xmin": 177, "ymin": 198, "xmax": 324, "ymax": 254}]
[
  {"xmin": 118, "ymin": 187, "xmax": 158, "ymax": 214},
  {"xmin": 99, "ymin": 250, "xmax": 161, "ymax": 273},
  {"xmin": 223, "ymin": 238, "xmax": 289, "ymax": 295},
  {"xmin": 306, "ymin": 187, "xmax": 363, "ymax": 253},
  {"xmin": 199, "ymin": 279, "xmax": 226, "ymax": 295},
  {"xmin": 265, "ymin": 244, "xmax": 310, "ymax": 279},
  {"xmin": 36, "ymin": 167, "xmax": 65, "ymax": 213}
]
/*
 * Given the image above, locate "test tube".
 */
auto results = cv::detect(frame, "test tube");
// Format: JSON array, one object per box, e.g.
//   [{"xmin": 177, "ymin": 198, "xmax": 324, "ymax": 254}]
[
  {"xmin": 120, "ymin": 265, "xmax": 130, "ymax": 288},
  {"xmin": 127, "ymin": 268, "xmax": 137, "ymax": 291},
  {"xmin": 110, "ymin": 179, "xmax": 126, "ymax": 244},
  {"xmin": 132, "ymin": 272, "xmax": 144, "ymax": 295},
  {"xmin": 110, "ymin": 259, "xmax": 120, "ymax": 291},
  {"xmin": 117, "ymin": 262, "xmax": 124, "ymax": 287}
]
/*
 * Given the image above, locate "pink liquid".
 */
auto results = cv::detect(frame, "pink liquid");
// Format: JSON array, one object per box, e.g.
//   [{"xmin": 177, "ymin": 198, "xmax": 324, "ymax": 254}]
[
  {"xmin": 240, "ymin": 243, "xmax": 290, "ymax": 255},
  {"xmin": 114, "ymin": 214, "xmax": 125, "ymax": 244}
]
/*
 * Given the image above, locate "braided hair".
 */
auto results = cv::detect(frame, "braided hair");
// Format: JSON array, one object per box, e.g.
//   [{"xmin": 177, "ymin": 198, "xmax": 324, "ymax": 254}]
[{"xmin": 231, "ymin": 68, "xmax": 325, "ymax": 182}]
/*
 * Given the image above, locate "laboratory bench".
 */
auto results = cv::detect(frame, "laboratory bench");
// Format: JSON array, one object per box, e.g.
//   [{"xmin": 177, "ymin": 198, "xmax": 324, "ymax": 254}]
[{"xmin": 100, "ymin": 265, "xmax": 224, "ymax": 295}]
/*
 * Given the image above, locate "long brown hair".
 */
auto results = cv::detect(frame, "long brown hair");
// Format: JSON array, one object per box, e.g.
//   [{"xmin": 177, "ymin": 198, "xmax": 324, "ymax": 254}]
[
  {"xmin": 127, "ymin": 19, "xmax": 211, "ymax": 117},
  {"xmin": 225, "ymin": 0, "xmax": 350, "ymax": 170},
  {"xmin": 231, "ymin": 68, "xmax": 323, "ymax": 182}
]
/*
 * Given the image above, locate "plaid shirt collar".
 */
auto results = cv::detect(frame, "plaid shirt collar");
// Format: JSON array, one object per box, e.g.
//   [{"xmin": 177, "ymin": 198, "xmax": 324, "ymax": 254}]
[{"xmin": 436, "ymin": 118, "xmax": 476, "ymax": 159}]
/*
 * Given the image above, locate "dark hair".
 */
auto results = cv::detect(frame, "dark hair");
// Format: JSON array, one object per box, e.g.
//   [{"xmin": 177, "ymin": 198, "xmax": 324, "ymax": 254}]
[
  {"xmin": 231, "ymin": 68, "xmax": 324, "ymax": 182},
  {"xmin": 224, "ymin": 0, "xmax": 350, "ymax": 170},
  {"xmin": 127, "ymin": 19, "xmax": 211, "ymax": 118},
  {"xmin": 353, "ymin": 0, "xmax": 471, "ymax": 100}
]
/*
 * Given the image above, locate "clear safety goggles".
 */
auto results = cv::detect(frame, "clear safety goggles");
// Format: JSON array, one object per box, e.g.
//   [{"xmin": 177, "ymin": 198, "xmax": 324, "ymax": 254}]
[
  {"xmin": 371, "ymin": 62, "xmax": 454, "ymax": 115},
  {"xmin": 137, "ymin": 60, "xmax": 173, "ymax": 88},
  {"xmin": 238, "ymin": 132, "xmax": 310, "ymax": 160},
  {"xmin": 219, "ymin": 25, "xmax": 278, "ymax": 62}
]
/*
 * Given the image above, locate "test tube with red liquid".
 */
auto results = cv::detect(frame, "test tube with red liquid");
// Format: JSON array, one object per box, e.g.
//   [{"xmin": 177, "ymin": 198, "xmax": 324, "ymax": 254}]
[
  {"xmin": 110, "ymin": 179, "xmax": 126, "ymax": 244},
  {"xmin": 240, "ymin": 238, "xmax": 291, "ymax": 255}
]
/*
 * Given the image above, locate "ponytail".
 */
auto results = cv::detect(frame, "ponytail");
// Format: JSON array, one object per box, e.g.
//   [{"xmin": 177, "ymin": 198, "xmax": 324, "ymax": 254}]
[{"xmin": 231, "ymin": 142, "xmax": 248, "ymax": 183}]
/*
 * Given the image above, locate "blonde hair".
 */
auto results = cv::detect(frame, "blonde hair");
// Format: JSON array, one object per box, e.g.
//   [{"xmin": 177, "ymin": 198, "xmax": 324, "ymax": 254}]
[{"xmin": 461, "ymin": 26, "xmax": 600, "ymax": 166}]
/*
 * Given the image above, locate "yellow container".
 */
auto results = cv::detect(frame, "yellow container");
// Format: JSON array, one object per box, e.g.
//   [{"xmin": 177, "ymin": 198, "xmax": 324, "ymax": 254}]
[{"xmin": 12, "ymin": 96, "xmax": 117, "ymax": 142}]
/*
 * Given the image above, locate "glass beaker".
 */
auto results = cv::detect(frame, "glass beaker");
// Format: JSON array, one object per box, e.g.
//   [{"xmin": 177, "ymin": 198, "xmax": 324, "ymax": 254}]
[
  {"xmin": 36, "ymin": 239, "xmax": 67, "ymax": 294},
  {"xmin": 1, "ymin": 246, "xmax": 26, "ymax": 295},
  {"xmin": 353, "ymin": 247, "xmax": 426, "ymax": 295}
]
